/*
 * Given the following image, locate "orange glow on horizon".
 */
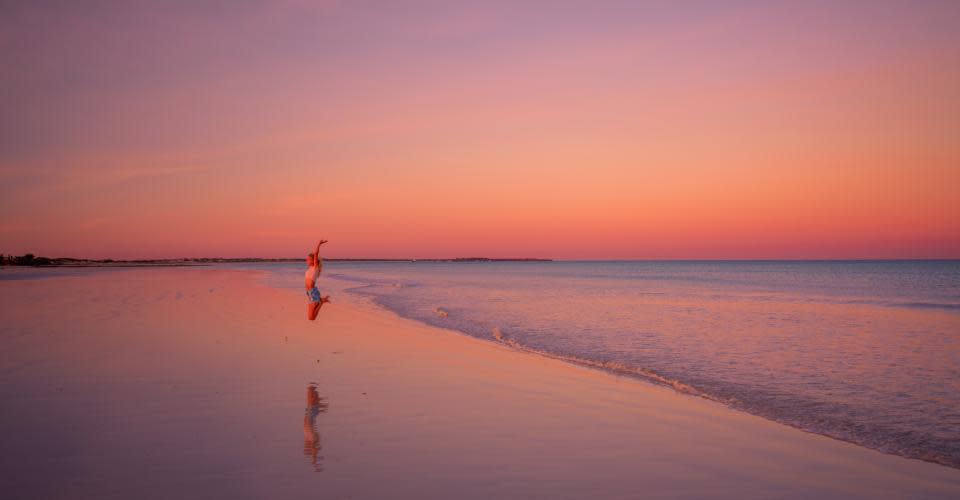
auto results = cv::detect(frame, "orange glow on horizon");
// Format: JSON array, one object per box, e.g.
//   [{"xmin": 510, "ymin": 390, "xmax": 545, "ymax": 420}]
[{"xmin": 1, "ymin": 2, "xmax": 958, "ymax": 259}]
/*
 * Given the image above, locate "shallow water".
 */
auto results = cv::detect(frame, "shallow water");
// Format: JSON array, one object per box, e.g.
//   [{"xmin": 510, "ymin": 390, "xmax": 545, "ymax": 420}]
[
  {"xmin": 251, "ymin": 260, "xmax": 960, "ymax": 468},
  {"xmin": 3, "ymin": 265, "xmax": 960, "ymax": 498}
]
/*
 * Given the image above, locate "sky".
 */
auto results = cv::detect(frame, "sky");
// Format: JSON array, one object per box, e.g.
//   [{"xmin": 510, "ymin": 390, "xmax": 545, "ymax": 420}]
[{"xmin": 1, "ymin": 0, "xmax": 958, "ymax": 259}]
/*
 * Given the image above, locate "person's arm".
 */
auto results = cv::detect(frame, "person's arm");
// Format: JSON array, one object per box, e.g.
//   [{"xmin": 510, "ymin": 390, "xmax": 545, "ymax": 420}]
[{"xmin": 315, "ymin": 239, "xmax": 328, "ymax": 271}]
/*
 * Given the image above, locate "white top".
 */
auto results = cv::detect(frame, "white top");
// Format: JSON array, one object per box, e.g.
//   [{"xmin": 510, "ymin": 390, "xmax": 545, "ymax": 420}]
[{"xmin": 304, "ymin": 265, "xmax": 321, "ymax": 289}]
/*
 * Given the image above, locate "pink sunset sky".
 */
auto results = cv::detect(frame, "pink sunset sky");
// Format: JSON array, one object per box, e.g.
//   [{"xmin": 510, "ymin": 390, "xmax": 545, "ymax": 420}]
[{"xmin": 1, "ymin": 0, "xmax": 958, "ymax": 260}]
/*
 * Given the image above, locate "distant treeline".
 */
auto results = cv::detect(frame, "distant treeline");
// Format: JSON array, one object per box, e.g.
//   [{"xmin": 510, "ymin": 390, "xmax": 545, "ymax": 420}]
[
  {"xmin": 1, "ymin": 254, "xmax": 55, "ymax": 266},
  {"xmin": 1, "ymin": 254, "xmax": 551, "ymax": 266},
  {"xmin": 0, "ymin": 254, "xmax": 303, "ymax": 267}
]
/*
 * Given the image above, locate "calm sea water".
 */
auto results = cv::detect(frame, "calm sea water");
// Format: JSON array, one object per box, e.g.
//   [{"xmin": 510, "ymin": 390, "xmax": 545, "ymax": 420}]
[{"xmin": 256, "ymin": 260, "xmax": 960, "ymax": 468}]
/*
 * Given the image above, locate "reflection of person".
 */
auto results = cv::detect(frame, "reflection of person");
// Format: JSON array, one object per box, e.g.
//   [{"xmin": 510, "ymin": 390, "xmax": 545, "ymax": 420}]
[
  {"xmin": 305, "ymin": 239, "xmax": 331, "ymax": 320},
  {"xmin": 303, "ymin": 384, "xmax": 328, "ymax": 472}
]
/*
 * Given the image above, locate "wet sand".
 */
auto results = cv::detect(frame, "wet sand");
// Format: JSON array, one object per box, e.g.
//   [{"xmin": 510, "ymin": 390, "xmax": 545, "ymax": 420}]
[{"xmin": 1, "ymin": 267, "xmax": 958, "ymax": 499}]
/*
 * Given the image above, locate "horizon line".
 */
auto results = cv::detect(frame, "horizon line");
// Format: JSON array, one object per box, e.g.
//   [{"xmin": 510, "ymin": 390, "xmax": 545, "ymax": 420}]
[{"xmin": 3, "ymin": 255, "xmax": 959, "ymax": 264}]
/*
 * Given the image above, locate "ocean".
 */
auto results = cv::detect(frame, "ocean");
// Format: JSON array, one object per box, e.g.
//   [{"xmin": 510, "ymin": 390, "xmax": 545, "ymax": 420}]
[{"xmin": 253, "ymin": 260, "xmax": 960, "ymax": 468}]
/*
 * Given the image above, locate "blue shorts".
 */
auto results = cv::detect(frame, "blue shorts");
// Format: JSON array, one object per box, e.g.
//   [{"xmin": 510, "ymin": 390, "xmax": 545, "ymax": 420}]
[{"xmin": 306, "ymin": 287, "xmax": 321, "ymax": 303}]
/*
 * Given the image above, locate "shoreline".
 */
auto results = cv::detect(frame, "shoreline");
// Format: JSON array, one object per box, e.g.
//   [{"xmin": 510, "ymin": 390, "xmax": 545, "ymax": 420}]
[
  {"xmin": 261, "ymin": 268, "xmax": 960, "ymax": 488},
  {"xmin": 2, "ymin": 266, "xmax": 958, "ymax": 498},
  {"xmin": 355, "ymin": 289, "xmax": 960, "ymax": 471},
  {"xmin": 345, "ymin": 280, "xmax": 960, "ymax": 473}
]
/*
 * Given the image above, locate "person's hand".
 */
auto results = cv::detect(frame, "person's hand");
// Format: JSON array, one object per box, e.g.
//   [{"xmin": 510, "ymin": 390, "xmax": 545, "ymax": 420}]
[{"xmin": 319, "ymin": 239, "xmax": 328, "ymax": 246}]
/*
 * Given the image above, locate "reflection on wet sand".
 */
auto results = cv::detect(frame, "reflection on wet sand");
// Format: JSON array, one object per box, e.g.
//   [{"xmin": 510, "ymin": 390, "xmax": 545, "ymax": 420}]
[{"xmin": 303, "ymin": 383, "xmax": 329, "ymax": 472}]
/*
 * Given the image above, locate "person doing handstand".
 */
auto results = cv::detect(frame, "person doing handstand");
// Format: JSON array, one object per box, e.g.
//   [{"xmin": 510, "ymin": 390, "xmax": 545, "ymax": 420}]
[{"xmin": 305, "ymin": 239, "xmax": 331, "ymax": 320}]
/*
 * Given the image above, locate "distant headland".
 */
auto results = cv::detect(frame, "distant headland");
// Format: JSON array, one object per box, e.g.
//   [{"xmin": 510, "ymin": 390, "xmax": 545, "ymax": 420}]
[{"xmin": 0, "ymin": 254, "xmax": 552, "ymax": 267}]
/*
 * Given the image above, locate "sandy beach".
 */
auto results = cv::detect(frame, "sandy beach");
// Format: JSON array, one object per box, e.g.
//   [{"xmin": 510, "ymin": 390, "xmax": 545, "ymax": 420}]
[{"xmin": 1, "ymin": 266, "xmax": 959, "ymax": 499}]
